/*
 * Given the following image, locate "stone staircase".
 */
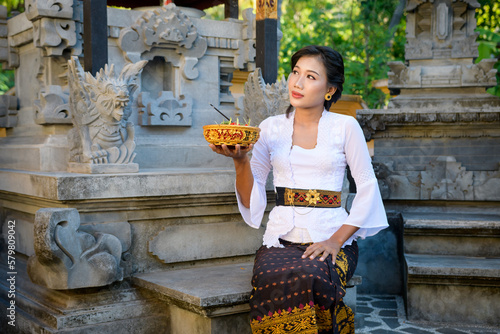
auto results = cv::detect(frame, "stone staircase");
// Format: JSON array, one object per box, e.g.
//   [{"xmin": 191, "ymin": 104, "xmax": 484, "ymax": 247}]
[
  {"xmin": 403, "ymin": 212, "xmax": 500, "ymax": 326},
  {"xmin": 0, "ymin": 257, "xmax": 168, "ymax": 334}
]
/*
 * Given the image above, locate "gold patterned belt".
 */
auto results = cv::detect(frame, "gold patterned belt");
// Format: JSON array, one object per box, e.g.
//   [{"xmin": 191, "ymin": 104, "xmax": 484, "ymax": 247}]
[{"xmin": 275, "ymin": 186, "xmax": 341, "ymax": 208}]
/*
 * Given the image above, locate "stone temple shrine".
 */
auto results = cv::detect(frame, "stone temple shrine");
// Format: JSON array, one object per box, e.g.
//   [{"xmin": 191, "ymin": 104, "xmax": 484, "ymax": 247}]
[{"xmin": 0, "ymin": 0, "xmax": 499, "ymax": 333}]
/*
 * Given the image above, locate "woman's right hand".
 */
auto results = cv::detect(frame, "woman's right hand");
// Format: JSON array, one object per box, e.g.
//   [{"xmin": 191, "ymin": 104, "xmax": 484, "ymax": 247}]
[{"xmin": 209, "ymin": 144, "xmax": 253, "ymax": 161}]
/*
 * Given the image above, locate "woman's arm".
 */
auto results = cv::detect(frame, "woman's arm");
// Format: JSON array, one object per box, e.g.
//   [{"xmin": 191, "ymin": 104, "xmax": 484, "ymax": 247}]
[
  {"xmin": 302, "ymin": 225, "xmax": 360, "ymax": 262},
  {"xmin": 209, "ymin": 144, "xmax": 254, "ymax": 208},
  {"xmin": 233, "ymin": 154, "xmax": 254, "ymax": 208}
]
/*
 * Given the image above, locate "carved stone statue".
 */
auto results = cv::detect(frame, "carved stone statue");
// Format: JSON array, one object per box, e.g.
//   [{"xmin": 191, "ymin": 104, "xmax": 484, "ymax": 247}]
[
  {"xmin": 67, "ymin": 57, "xmax": 147, "ymax": 173},
  {"xmin": 27, "ymin": 208, "xmax": 124, "ymax": 289},
  {"xmin": 242, "ymin": 68, "xmax": 289, "ymax": 126}
]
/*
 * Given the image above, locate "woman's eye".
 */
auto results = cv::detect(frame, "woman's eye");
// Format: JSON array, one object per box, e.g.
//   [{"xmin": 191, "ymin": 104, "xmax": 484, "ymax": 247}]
[{"xmin": 307, "ymin": 75, "xmax": 316, "ymax": 80}]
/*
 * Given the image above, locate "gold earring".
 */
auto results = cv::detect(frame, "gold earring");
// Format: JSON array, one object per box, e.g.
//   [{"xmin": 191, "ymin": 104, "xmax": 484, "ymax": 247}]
[{"xmin": 325, "ymin": 93, "xmax": 332, "ymax": 101}]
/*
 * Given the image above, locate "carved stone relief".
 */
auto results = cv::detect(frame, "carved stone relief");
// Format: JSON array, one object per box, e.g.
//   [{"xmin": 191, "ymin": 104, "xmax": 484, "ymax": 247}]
[
  {"xmin": 405, "ymin": 0, "xmax": 479, "ymax": 60},
  {"xmin": 0, "ymin": 6, "xmax": 7, "ymax": 63},
  {"xmin": 242, "ymin": 68, "xmax": 289, "ymax": 127},
  {"xmin": 238, "ymin": 8, "xmax": 257, "ymax": 71},
  {"xmin": 138, "ymin": 55, "xmax": 193, "ymax": 126},
  {"xmin": 26, "ymin": 0, "xmax": 82, "ymax": 56},
  {"xmin": 462, "ymin": 59, "xmax": 498, "ymax": 87},
  {"xmin": 388, "ymin": 61, "xmax": 498, "ymax": 89},
  {"xmin": 0, "ymin": 95, "xmax": 18, "ymax": 128},
  {"xmin": 421, "ymin": 156, "xmax": 474, "ymax": 200},
  {"xmin": 32, "ymin": 18, "xmax": 77, "ymax": 56},
  {"xmin": 473, "ymin": 167, "xmax": 500, "ymax": 201},
  {"xmin": 118, "ymin": 4, "xmax": 207, "ymax": 127},
  {"xmin": 25, "ymin": 0, "xmax": 74, "ymax": 21},
  {"xmin": 118, "ymin": 4, "xmax": 206, "ymax": 72},
  {"xmin": 373, "ymin": 156, "xmax": 498, "ymax": 201},
  {"xmin": 0, "ymin": 6, "xmax": 22, "ymax": 69},
  {"xmin": 34, "ymin": 85, "xmax": 71, "ymax": 124},
  {"xmin": 357, "ymin": 109, "xmax": 500, "ymax": 141},
  {"xmin": 35, "ymin": 55, "xmax": 72, "ymax": 124},
  {"xmin": 67, "ymin": 56, "xmax": 147, "ymax": 173},
  {"xmin": 388, "ymin": 62, "xmax": 421, "ymax": 88},
  {"xmin": 138, "ymin": 91, "xmax": 192, "ymax": 126},
  {"xmin": 26, "ymin": 0, "xmax": 83, "ymax": 124},
  {"xmin": 27, "ymin": 208, "xmax": 126, "ymax": 289}
]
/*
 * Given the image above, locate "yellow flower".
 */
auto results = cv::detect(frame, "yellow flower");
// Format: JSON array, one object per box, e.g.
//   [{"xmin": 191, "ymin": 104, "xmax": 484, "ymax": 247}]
[
  {"xmin": 285, "ymin": 188, "xmax": 294, "ymax": 205},
  {"xmin": 305, "ymin": 189, "xmax": 320, "ymax": 205}
]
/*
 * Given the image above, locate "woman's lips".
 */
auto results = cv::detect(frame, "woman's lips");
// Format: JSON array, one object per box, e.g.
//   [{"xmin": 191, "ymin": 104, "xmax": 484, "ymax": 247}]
[{"xmin": 291, "ymin": 91, "xmax": 303, "ymax": 98}]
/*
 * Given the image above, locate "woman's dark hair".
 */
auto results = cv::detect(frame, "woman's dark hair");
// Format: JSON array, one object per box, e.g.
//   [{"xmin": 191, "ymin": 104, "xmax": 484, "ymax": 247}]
[{"xmin": 286, "ymin": 45, "xmax": 345, "ymax": 116}]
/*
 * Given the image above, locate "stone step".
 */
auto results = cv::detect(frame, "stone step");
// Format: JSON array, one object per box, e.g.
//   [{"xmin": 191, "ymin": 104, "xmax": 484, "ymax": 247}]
[
  {"xmin": 132, "ymin": 261, "xmax": 362, "ymax": 334},
  {"xmin": 0, "ymin": 280, "xmax": 168, "ymax": 332},
  {"xmin": 405, "ymin": 253, "xmax": 500, "ymax": 326},
  {"xmin": 403, "ymin": 212, "xmax": 500, "ymax": 257},
  {"xmin": 0, "ymin": 259, "xmax": 168, "ymax": 333},
  {"xmin": 133, "ymin": 262, "xmax": 255, "ymax": 317},
  {"xmin": 1, "ymin": 299, "xmax": 167, "ymax": 334}
]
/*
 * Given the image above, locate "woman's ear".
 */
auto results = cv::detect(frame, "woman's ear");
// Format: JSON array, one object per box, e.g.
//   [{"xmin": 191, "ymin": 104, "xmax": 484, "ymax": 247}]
[{"xmin": 328, "ymin": 87, "xmax": 337, "ymax": 96}]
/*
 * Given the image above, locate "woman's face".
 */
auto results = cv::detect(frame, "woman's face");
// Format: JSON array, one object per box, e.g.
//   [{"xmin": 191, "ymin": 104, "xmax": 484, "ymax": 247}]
[{"xmin": 288, "ymin": 55, "xmax": 334, "ymax": 111}]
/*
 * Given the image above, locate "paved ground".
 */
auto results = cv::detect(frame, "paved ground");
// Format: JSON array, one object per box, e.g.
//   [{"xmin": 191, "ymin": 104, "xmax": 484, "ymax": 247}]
[{"xmin": 355, "ymin": 295, "xmax": 500, "ymax": 334}]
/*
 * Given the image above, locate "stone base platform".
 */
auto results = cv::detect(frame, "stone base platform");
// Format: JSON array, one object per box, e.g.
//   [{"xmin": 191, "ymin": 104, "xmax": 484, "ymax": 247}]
[
  {"xmin": 133, "ymin": 261, "xmax": 362, "ymax": 334},
  {"xmin": 67, "ymin": 162, "xmax": 139, "ymax": 174},
  {"xmin": 0, "ymin": 257, "xmax": 168, "ymax": 334}
]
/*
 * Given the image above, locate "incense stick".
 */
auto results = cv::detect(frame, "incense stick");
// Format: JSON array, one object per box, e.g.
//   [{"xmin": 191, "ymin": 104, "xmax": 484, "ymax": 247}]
[{"xmin": 210, "ymin": 104, "xmax": 231, "ymax": 121}]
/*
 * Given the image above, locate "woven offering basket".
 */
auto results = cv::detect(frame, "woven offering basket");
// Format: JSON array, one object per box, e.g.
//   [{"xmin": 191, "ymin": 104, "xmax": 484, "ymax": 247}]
[{"xmin": 203, "ymin": 124, "xmax": 261, "ymax": 146}]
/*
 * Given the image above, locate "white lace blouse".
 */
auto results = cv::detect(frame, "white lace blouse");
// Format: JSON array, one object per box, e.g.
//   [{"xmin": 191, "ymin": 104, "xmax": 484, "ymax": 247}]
[{"xmin": 236, "ymin": 109, "xmax": 388, "ymax": 248}]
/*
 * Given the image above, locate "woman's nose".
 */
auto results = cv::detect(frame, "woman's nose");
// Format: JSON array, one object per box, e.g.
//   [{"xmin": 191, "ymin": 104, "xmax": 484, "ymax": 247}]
[{"xmin": 294, "ymin": 76, "xmax": 304, "ymax": 88}]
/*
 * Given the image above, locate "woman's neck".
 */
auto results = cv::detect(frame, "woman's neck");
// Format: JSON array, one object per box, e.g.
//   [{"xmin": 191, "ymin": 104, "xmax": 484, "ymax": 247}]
[{"xmin": 293, "ymin": 106, "xmax": 324, "ymax": 125}]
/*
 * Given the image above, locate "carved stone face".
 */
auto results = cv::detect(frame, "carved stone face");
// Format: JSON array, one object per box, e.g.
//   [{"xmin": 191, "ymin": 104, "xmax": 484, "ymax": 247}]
[{"xmin": 96, "ymin": 83, "xmax": 130, "ymax": 123}]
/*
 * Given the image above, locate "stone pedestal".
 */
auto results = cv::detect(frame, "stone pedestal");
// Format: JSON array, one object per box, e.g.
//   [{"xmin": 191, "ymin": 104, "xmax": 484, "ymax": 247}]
[
  {"xmin": 357, "ymin": 0, "xmax": 500, "ymax": 328},
  {"xmin": 0, "ymin": 168, "xmax": 268, "ymax": 333},
  {"xmin": 67, "ymin": 162, "xmax": 139, "ymax": 174}
]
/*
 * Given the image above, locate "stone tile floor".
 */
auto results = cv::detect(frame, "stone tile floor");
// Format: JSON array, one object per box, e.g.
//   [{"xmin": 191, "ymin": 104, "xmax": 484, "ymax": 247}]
[{"xmin": 355, "ymin": 295, "xmax": 500, "ymax": 334}]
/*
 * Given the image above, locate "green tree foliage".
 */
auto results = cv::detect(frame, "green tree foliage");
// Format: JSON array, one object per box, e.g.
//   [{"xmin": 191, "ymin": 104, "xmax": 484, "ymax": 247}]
[
  {"xmin": 0, "ymin": 0, "xmax": 23, "ymax": 13},
  {"xmin": 476, "ymin": 0, "xmax": 500, "ymax": 97},
  {"xmin": 279, "ymin": 0, "xmax": 500, "ymax": 107},
  {"xmin": 0, "ymin": 0, "xmax": 24, "ymax": 95},
  {"xmin": 279, "ymin": 0, "xmax": 406, "ymax": 108}
]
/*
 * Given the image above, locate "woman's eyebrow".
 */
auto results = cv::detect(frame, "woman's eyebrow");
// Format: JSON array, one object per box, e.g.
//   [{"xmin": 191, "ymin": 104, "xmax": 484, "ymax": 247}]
[{"xmin": 294, "ymin": 65, "xmax": 320, "ymax": 76}]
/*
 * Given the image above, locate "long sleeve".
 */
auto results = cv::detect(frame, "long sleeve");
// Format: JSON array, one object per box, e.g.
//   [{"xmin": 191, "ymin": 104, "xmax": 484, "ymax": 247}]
[
  {"xmin": 343, "ymin": 116, "xmax": 388, "ymax": 238},
  {"xmin": 235, "ymin": 119, "xmax": 272, "ymax": 229}
]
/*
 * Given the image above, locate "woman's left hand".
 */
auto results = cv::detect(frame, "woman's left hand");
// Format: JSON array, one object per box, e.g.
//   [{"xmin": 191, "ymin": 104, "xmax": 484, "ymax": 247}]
[{"xmin": 302, "ymin": 239, "xmax": 342, "ymax": 263}]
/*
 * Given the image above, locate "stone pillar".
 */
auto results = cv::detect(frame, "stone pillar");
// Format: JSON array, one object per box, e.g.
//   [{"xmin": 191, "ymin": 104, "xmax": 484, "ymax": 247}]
[
  {"xmin": 386, "ymin": 0, "xmax": 497, "ymax": 109},
  {"xmin": 255, "ymin": 0, "xmax": 278, "ymax": 84},
  {"xmin": 357, "ymin": 0, "xmax": 500, "ymax": 202},
  {"xmin": 25, "ymin": 0, "xmax": 83, "ymax": 125}
]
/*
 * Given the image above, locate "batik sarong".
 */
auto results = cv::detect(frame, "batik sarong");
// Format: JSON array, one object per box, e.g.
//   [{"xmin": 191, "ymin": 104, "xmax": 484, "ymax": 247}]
[{"xmin": 249, "ymin": 240, "xmax": 358, "ymax": 334}]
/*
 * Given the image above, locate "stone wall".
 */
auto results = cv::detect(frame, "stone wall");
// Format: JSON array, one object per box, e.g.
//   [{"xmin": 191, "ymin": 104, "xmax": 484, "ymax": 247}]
[{"xmin": 0, "ymin": 3, "xmax": 256, "ymax": 173}]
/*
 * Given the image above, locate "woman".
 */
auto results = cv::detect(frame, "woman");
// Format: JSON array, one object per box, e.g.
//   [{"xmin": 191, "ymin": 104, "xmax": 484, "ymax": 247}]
[{"xmin": 209, "ymin": 45, "xmax": 388, "ymax": 333}]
